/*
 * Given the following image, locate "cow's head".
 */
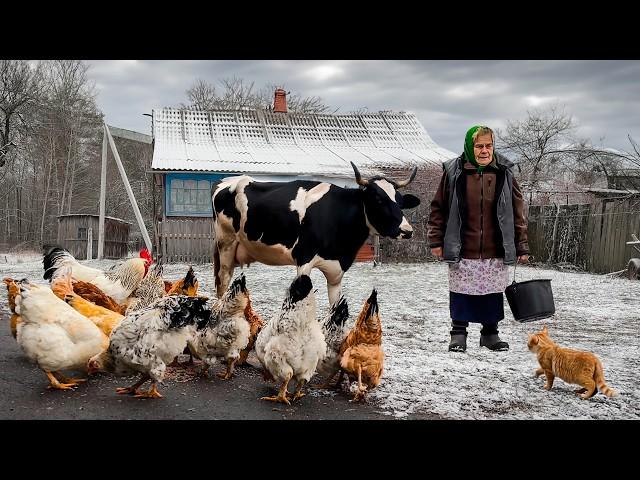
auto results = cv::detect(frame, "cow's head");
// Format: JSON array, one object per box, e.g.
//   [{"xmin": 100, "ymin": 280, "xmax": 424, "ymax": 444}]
[{"xmin": 351, "ymin": 162, "xmax": 421, "ymax": 239}]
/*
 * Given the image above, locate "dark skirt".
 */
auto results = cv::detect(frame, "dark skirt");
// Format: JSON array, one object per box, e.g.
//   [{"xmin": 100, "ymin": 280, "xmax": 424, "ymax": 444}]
[{"xmin": 449, "ymin": 291, "xmax": 504, "ymax": 324}]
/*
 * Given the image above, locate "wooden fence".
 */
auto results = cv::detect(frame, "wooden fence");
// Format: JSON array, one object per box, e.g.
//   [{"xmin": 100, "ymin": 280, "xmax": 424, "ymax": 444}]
[
  {"xmin": 157, "ymin": 218, "xmax": 377, "ymax": 265},
  {"xmin": 158, "ymin": 218, "xmax": 214, "ymax": 264},
  {"xmin": 527, "ymin": 198, "xmax": 640, "ymax": 273}
]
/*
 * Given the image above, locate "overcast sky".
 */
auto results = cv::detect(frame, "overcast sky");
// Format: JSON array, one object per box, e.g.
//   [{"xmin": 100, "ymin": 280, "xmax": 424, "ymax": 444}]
[{"xmin": 86, "ymin": 60, "xmax": 640, "ymax": 155}]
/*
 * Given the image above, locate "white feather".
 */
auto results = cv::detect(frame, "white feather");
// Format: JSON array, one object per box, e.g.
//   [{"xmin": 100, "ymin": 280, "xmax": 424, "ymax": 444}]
[
  {"xmin": 16, "ymin": 283, "xmax": 108, "ymax": 372},
  {"xmin": 255, "ymin": 287, "xmax": 326, "ymax": 384},
  {"xmin": 107, "ymin": 296, "xmax": 197, "ymax": 382}
]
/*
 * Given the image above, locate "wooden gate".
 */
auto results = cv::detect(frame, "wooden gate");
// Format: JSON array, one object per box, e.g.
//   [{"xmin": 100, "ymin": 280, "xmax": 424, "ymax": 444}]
[{"xmin": 158, "ymin": 218, "xmax": 214, "ymax": 263}]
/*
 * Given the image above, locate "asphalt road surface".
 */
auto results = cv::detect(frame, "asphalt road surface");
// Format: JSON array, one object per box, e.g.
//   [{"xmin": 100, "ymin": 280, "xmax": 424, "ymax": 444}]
[{"xmin": 0, "ymin": 312, "xmax": 440, "ymax": 420}]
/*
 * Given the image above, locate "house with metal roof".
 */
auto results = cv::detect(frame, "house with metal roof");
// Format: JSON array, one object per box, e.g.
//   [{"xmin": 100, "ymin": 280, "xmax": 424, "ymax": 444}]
[{"xmin": 150, "ymin": 91, "xmax": 456, "ymax": 263}]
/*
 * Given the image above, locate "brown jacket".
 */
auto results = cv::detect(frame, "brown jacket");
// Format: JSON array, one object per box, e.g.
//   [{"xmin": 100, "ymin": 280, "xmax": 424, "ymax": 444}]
[{"xmin": 427, "ymin": 159, "xmax": 529, "ymax": 260}]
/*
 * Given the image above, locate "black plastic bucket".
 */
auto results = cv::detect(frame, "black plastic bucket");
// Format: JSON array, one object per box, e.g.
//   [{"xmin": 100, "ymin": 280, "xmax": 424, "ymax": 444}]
[{"xmin": 505, "ymin": 279, "xmax": 555, "ymax": 322}]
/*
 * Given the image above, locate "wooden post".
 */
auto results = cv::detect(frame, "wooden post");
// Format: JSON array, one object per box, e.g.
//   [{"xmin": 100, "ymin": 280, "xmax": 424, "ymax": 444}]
[
  {"xmin": 104, "ymin": 124, "xmax": 153, "ymax": 253},
  {"xmin": 98, "ymin": 126, "xmax": 107, "ymax": 259},
  {"xmin": 87, "ymin": 227, "xmax": 93, "ymax": 260},
  {"xmin": 373, "ymin": 234, "xmax": 380, "ymax": 266}
]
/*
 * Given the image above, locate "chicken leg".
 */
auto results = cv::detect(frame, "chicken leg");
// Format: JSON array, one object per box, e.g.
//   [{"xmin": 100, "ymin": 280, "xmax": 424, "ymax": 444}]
[
  {"xmin": 291, "ymin": 379, "xmax": 307, "ymax": 402},
  {"xmin": 45, "ymin": 371, "xmax": 77, "ymax": 390},
  {"xmin": 116, "ymin": 374, "xmax": 150, "ymax": 395},
  {"xmin": 217, "ymin": 358, "xmax": 237, "ymax": 380},
  {"xmin": 350, "ymin": 365, "xmax": 367, "ymax": 402},
  {"xmin": 237, "ymin": 349, "xmax": 249, "ymax": 366},
  {"xmin": 260, "ymin": 372, "xmax": 292, "ymax": 405},
  {"xmin": 54, "ymin": 372, "xmax": 87, "ymax": 386},
  {"xmin": 134, "ymin": 382, "xmax": 163, "ymax": 399},
  {"xmin": 198, "ymin": 364, "xmax": 210, "ymax": 378}
]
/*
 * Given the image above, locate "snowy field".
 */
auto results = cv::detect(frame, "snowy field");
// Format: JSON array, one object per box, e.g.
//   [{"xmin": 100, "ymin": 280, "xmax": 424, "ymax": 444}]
[{"xmin": 1, "ymin": 252, "xmax": 638, "ymax": 420}]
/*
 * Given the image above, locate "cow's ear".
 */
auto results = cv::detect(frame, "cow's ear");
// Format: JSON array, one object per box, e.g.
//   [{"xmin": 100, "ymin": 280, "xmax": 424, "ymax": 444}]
[{"xmin": 401, "ymin": 194, "xmax": 420, "ymax": 210}]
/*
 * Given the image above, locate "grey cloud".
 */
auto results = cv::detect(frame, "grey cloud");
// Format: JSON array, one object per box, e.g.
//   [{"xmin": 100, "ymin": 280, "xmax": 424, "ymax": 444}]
[{"xmin": 86, "ymin": 60, "xmax": 640, "ymax": 154}]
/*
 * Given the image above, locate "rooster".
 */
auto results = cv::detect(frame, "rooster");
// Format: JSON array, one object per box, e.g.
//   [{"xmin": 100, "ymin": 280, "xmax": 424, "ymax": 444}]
[
  {"xmin": 3, "ymin": 278, "xmax": 22, "ymax": 339},
  {"xmin": 50, "ymin": 268, "xmax": 124, "ymax": 338},
  {"xmin": 313, "ymin": 295, "xmax": 350, "ymax": 389},
  {"xmin": 339, "ymin": 289, "xmax": 384, "ymax": 402},
  {"xmin": 255, "ymin": 275, "xmax": 326, "ymax": 404},
  {"xmin": 15, "ymin": 279, "xmax": 109, "ymax": 390},
  {"xmin": 187, "ymin": 274, "xmax": 250, "ymax": 380},
  {"xmin": 43, "ymin": 246, "xmax": 153, "ymax": 304},
  {"xmin": 87, "ymin": 295, "xmax": 210, "ymax": 398}
]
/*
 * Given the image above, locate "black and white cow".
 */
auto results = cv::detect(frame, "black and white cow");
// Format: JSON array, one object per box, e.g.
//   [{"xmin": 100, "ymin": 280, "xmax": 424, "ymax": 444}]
[{"xmin": 211, "ymin": 162, "xmax": 420, "ymax": 305}]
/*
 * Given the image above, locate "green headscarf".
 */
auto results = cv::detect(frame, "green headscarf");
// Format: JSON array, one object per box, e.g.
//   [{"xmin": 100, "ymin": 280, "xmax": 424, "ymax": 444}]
[{"xmin": 463, "ymin": 125, "xmax": 489, "ymax": 173}]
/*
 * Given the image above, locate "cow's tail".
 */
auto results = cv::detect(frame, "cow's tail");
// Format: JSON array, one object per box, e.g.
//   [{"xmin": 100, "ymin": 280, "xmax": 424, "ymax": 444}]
[
  {"xmin": 213, "ymin": 236, "xmax": 221, "ymax": 296},
  {"xmin": 210, "ymin": 179, "xmax": 224, "ymax": 221}
]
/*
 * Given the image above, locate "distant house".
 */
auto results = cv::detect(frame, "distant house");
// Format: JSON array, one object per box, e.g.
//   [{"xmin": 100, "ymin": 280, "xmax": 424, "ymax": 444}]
[{"xmin": 150, "ymin": 91, "xmax": 456, "ymax": 263}]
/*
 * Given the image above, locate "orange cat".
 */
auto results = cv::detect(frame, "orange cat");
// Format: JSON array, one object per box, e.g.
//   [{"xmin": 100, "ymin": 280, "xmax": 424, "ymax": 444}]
[{"xmin": 527, "ymin": 325, "xmax": 616, "ymax": 400}]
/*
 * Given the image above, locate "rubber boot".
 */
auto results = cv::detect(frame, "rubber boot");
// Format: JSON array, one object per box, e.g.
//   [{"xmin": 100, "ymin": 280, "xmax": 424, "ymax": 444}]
[
  {"xmin": 448, "ymin": 321, "xmax": 468, "ymax": 353},
  {"xmin": 480, "ymin": 324, "xmax": 509, "ymax": 351}
]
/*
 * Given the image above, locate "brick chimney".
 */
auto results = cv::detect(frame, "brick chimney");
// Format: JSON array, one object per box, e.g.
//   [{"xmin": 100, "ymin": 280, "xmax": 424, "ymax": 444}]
[{"xmin": 273, "ymin": 88, "xmax": 287, "ymax": 113}]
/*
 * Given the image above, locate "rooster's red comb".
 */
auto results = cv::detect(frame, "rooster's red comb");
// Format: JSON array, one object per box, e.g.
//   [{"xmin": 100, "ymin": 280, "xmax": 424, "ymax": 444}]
[{"xmin": 139, "ymin": 248, "xmax": 153, "ymax": 264}]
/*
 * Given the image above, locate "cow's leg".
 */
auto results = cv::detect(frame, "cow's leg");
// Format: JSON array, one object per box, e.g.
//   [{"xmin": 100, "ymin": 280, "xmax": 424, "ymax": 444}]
[
  {"xmin": 215, "ymin": 239, "xmax": 238, "ymax": 298},
  {"xmin": 317, "ymin": 262, "xmax": 344, "ymax": 306}
]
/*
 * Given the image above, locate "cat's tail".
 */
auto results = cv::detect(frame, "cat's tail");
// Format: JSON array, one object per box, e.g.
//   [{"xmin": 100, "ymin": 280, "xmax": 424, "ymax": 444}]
[{"xmin": 594, "ymin": 358, "xmax": 616, "ymax": 397}]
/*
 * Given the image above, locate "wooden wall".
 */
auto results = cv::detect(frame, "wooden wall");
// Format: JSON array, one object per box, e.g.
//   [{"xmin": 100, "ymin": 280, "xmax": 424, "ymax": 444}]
[
  {"xmin": 528, "ymin": 198, "xmax": 640, "ymax": 273},
  {"xmin": 57, "ymin": 215, "xmax": 130, "ymax": 259}
]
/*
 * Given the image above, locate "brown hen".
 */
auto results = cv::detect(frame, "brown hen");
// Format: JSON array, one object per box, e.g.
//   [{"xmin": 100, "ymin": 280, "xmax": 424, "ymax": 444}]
[{"xmin": 338, "ymin": 289, "xmax": 384, "ymax": 401}]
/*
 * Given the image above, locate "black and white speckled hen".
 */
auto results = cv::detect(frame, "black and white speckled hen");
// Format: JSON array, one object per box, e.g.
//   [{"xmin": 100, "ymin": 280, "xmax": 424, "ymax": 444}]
[{"xmin": 87, "ymin": 295, "xmax": 210, "ymax": 398}]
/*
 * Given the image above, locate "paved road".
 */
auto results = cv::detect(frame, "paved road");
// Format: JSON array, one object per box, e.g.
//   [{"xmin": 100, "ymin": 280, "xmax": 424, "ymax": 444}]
[{"xmin": 0, "ymin": 312, "xmax": 439, "ymax": 420}]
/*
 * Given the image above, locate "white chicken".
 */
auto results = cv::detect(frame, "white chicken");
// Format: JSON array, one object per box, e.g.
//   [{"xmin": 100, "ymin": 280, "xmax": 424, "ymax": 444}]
[
  {"xmin": 313, "ymin": 295, "xmax": 350, "ymax": 389},
  {"xmin": 43, "ymin": 246, "xmax": 153, "ymax": 304},
  {"xmin": 87, "ymin": 295, "xmax": 210, "ymax": 398},
  {"xmin": 187, "ymin": 274, "xmax": 250, "ymax": 380},
  {"xmin": 15, "ymin": 279, "xmax": 109, "ymax": 390},
  {"xmin": 255, "ymin": 275, "xmax": 326, "ymax": 404}
]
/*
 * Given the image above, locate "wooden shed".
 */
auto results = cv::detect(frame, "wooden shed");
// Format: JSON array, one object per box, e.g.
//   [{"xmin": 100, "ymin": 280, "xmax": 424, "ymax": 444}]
[{"xmin": 57, "ymin": 214, "xmax": 131, "ymax": 259}]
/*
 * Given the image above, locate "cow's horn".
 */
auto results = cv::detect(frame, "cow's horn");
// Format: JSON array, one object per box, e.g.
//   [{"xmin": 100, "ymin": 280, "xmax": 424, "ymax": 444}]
[
  {"xmin": 395, "ymin": 166, "xmax": 418, "ymax": 189},
  {"xmin": 350, "ymin": 161, "xmax": 368, "ymax": 187}
]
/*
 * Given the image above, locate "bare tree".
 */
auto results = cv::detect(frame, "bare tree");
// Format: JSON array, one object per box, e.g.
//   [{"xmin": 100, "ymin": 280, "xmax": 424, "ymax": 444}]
[
  {"xmin": 0, "ymin": 60, "xmax": 46, "ymax": 177},
  {"xmin": 182, "ymin": 77, "xmax": 333, "ymax": 114},
  {"xmin": 0, "ymin": 60, "xmax": 103, "ymax": 248},
  {"xmin": 185, "ymin": 79, "xmax": 218, "ymax": 110},
  {"xmin": 256, "ymin": 83, "xmax": 335, "ymax": 114},
  {"xmin": 496, "ymin": 105, "xmax": 576, "ymax": 188}
]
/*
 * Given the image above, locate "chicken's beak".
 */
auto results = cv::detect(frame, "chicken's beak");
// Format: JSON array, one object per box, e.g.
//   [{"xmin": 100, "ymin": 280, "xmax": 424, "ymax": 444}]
[{"xmin": 17, "ymin": 279, "xmax": 32, "ymax": 293}]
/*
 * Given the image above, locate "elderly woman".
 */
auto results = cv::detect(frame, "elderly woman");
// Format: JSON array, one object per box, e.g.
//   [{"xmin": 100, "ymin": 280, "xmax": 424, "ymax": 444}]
[{"xmin": 427, "ymin": 125, "xmax": 529, "ymax": 352}]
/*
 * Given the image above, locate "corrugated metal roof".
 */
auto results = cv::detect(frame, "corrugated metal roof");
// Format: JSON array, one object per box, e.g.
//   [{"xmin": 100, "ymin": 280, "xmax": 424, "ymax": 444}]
[
  {"xmin": 151, "ymin": 108, "xmax": 456, "ymax": 177},
  {"xmin": 107, "ymin": 125, "xmax": 152, "ymax": 144}
]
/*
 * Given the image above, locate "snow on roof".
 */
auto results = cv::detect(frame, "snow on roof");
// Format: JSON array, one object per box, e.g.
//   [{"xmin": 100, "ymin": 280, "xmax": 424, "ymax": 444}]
[{"xmin": 151, "ymin": 108, "xmax": 456, "ymax": 177}]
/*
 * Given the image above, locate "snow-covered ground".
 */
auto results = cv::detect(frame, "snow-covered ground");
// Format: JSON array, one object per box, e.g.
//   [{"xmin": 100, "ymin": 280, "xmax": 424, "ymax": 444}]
[{"xmin": 1, "ymin": 253, "xmax": 638, "ymax": 419}]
